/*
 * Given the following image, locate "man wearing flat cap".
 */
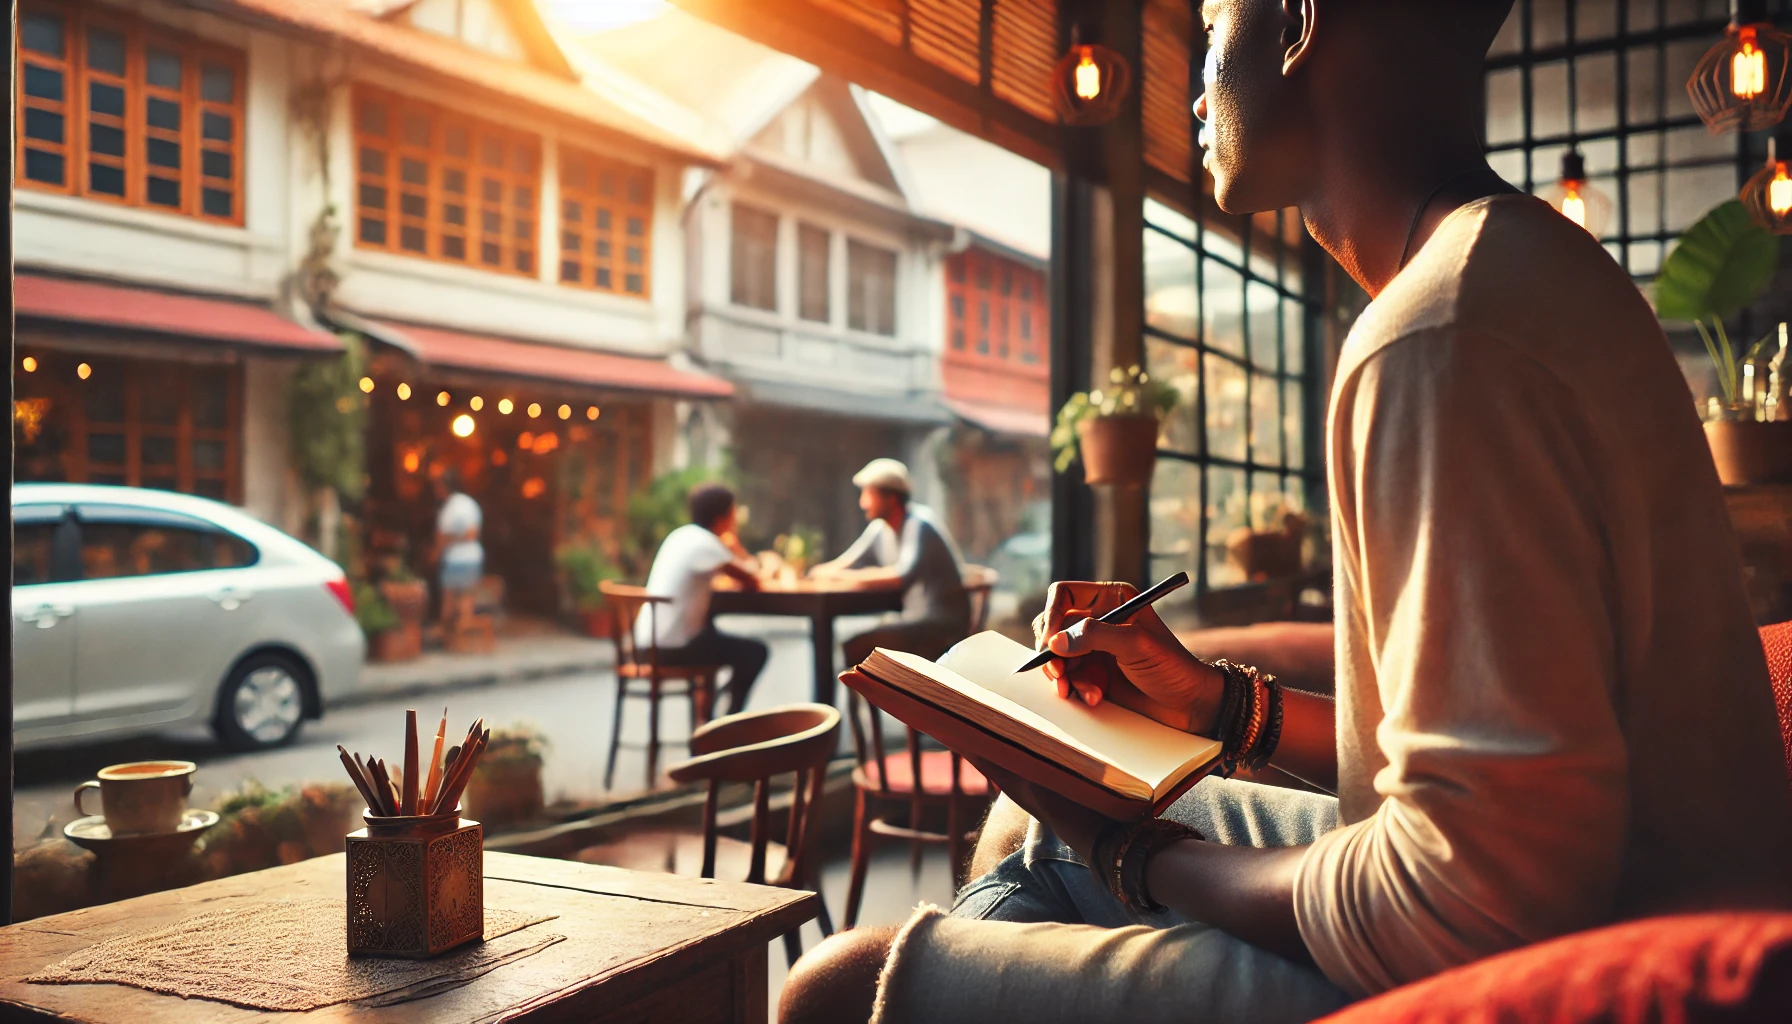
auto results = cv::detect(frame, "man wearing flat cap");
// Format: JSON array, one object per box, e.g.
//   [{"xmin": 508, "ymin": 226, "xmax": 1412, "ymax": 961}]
[{"xmin": 811, "ymin": 457, "xmax": 972, "ymax": 666}]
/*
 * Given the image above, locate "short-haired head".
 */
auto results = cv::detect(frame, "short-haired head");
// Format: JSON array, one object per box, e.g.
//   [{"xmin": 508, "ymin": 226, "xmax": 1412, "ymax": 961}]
[{"xmin": 688, "ymin": 483, "xmax": 736, "ymax": 532}]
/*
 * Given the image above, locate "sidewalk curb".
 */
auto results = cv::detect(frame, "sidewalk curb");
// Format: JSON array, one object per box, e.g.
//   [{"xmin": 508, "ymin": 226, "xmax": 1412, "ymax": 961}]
[{"xmin": 330, "ymin": 650, "xmax": 615, "ymax": 710}]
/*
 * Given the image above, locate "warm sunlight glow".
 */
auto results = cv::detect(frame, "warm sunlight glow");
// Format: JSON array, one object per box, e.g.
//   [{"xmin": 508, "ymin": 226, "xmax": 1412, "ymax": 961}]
[
  {"xmin": 498, "ymin": 398, "xmax": 515, "ymax": 415},
  {"xmin": 451, "ymin": 414, "xmax": 475, "ymax": 437},
  {"xmin": 77, "ymin": 362, "xmax": 91, "ymax": 380},
  {"xmin": 1771, "ymin": 163, "xmax": 1792, "ymax": 216},
  {"xmin": 396, "ymin": 382, "xmax": 412, "ymax": 401},
  {"xmin": 527, "ymin": 402, "xmax": 541, "ymax": 418},
  {"xmin": 21, "ymin": 356, "xmax": 37, "ymax": 373},
  {"xmin": 558, "ymin": 404, "xmax": 572, "ymax": 420},
  {"xmin": 1074, "ymin": 50, "xmax": 1101, "ymax": 100},
  {"xmin": 470, "ymin": 396, "xmax": 484, "ymax": 411},
  {"xmin": 437, "ymin": 391, "xmax": 451, "ymax": 406},
  {"xmin": 1735, "ymin": 28, "xmax": 1767, "ymax": 98}
]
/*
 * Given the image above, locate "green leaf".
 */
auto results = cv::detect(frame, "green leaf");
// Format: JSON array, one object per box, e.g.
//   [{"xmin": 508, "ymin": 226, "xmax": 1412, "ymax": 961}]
[{"xmin": 1655, "ymin": 200, "xmax": 1780, "ymax": 322}]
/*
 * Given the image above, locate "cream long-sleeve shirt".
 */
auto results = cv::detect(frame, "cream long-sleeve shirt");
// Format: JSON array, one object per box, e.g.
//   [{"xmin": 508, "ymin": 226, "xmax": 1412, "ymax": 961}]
[{"xmin": 1293, "ymin": 195, "xmax": 1792, "ymax": 996}]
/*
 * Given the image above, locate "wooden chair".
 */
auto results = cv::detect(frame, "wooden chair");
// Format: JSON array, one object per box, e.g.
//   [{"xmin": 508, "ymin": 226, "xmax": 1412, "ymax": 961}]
[
  {"xmin": 839, "ymin": 564, "xmax": 999, "ymax": 929},
  {"xmin": 598, "ymin": 581, "xmax": 723, "ymax": 791},
  {"xmin": 575, "ymin": 704, "xmax": 841, "ymax": 966}
]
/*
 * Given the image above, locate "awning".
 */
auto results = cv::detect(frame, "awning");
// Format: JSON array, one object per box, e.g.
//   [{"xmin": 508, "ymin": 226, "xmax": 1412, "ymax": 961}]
[
  {"xmin": 946, "ymin": 396, "xmax": 1049, "ymax": 438},
  {"xmin": 736, "ymin": 377, "xmax": 950, "ymax": 424},
  {"xmin": 375, "ymin": 321, "xmax": 734, "ymax": 400},
  {"xmin": 15, "ymin": 274, "xmax": 341, "ymax": 355}
]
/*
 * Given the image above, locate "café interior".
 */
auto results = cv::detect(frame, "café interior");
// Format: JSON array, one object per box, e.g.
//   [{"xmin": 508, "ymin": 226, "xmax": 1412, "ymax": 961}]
[{"xmin": 6, "ymin": 0, "xmax": 1792, "ymax": 1021}]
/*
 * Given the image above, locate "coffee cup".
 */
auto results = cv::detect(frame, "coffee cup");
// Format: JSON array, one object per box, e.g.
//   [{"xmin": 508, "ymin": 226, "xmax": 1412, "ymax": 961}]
[{"xmin": 73, "ymin": 760, "xmax": 196, "ymax": 836}]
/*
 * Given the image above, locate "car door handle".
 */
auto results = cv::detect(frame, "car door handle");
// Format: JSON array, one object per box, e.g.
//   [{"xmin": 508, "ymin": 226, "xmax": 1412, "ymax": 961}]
[
  {"xmin": 208, "ymin": 587, "xmax": 255, "ymax": 611},
  {"xmin": 18, "ymin": 603, "xmax": 73, "ymax": 629}
]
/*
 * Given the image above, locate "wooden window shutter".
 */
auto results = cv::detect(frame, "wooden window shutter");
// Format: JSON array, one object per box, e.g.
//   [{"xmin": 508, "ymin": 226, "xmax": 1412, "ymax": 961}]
[{"xmin": 1141, "ymin": 0, "xmax": 1194, "ymax": 185}]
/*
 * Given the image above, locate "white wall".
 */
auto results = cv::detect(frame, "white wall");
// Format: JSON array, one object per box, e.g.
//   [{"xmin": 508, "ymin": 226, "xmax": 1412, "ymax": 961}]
[
  {"xmin": 240, "ymin": 358, "xmax": 296, "ymax": 526},
  {"xmin": 896, "ymin": 126, "xmax": 1051, "ymax": 260}
]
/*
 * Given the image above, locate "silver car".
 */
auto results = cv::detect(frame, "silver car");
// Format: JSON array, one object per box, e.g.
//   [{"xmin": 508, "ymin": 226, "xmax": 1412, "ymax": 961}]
[{"xmin": 13, "ymin": 483, "xmax": 365, "ymax": 750}]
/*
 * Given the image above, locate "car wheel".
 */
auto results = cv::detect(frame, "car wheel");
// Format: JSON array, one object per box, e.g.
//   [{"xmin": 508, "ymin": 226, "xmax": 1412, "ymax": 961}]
[{"xmin": 216, "ymin": 653, "xmax": 310, "ymax": 750}]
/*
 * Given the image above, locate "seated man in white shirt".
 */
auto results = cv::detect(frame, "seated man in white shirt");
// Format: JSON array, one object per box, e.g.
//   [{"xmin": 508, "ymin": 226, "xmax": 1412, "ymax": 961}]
[
  {"xmin": 812, "ymin": 458, "xmax": 972, "ymax": 666},
  {"xmin": 637, "ymin": 484, "xmax": 768, "ymax": 716}
]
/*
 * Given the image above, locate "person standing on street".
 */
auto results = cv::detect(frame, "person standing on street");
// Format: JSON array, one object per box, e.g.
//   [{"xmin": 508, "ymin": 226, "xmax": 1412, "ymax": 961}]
[{"xmin": 433, "ymin": 468, "xmax": 483, "ymax": 634}]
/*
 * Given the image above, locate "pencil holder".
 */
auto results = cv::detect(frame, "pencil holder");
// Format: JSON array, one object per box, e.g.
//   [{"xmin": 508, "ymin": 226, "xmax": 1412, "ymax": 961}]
[{"xmin": 346, "ymin": 809, "xmax": 483, "ymax": 958}]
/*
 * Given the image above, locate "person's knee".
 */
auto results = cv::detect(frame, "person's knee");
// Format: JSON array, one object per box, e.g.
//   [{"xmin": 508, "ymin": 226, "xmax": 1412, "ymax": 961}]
[
  {"xmin": 968, "ymin": 793, "xmax": 1030, "ymax": 880},
  {"xmin": 779, "ymin": 927, "xmax": 895, "ymax": 1024}
]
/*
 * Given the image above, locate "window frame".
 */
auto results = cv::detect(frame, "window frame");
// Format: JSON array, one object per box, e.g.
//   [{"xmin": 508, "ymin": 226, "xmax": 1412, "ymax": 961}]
[
  {"xmin": 797, "ymin": 222, "xmax": 832, "ymax": 323},
  {"xmin": 352, "ymin": 83, "xmax": 541, "ymax": 278},
  {"xmin": 846, "ymin": 237, "xmax": 899, "ymax": 337},
  {"xmin": 730, "ymin": 201, "xmax": 780, "ymax": 312},
  {"xmin": 557, "ymin": 146, "xmax": 655, "ymax": 297},
  {"xmin": 946, "ymin": 247, "xmax": 1049, "ymax": 369},
  {"xmin": 15, "ymin": 0, "xmax": 246, "ymax": 225}
]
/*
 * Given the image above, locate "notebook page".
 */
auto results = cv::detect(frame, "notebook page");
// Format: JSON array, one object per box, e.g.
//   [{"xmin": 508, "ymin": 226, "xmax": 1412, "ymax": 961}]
[{"xmin": 930, "ymin": 631, "xmax": 1221, "ymax": 795}]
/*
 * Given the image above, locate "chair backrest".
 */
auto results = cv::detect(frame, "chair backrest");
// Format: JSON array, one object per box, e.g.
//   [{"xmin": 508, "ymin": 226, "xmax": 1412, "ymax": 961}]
[
  {"xmin": 1756, "ymin": 621, "xmax": 1792, "ymax": 791},
  {"xmin": 598, "ymin": 581, "xmax": 668, "ymax": 668},
  {"xmin": 665, "ymin": 704, "xmax": 840, "ymax": 887},
  {"xmin": 962, "ymin": 564, "xmax": 998, "ymax": 634},
  {"xmin": 844, "ymin": 675, "xmax": 974, "ymax": 803}
]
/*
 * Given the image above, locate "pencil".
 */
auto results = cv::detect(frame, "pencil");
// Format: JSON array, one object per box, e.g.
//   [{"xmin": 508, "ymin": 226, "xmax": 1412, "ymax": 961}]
[
  {"xmin": 423, "ymin": 709, "xmax": 448, "ymax": 811},
  {"xmin": 401, "ymin": 709, "xmax": 420, "ymax": 816}
]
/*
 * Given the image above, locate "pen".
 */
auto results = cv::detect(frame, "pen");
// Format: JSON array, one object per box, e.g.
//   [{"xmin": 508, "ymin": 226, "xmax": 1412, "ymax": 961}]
[{"xmin": 1012, "ymin": 571, "xmax": 1191, "ymax": 675}]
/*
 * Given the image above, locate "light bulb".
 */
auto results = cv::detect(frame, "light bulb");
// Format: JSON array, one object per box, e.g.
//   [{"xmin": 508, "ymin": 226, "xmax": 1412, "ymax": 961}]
[
  {"xmin": 1772, "ymin": 163, "xmax": 1792, "ymax": 216},
  {"xmin": 1560, "ymin": 185, "xmax": 1587, "ymax": 228},
  {"xmin": 1735, "ymin": 27, "xmax": 1767, "ymax": 99},
  {"xmin": 557, "ymin": 404, "xmax": 571, "ymax": 420},
  {"xmin": 358, "ymin": 376, "xmax": 375, "ymax": 394},
  {"xmin": 77, "ymin": 363, "xmax": 91, "ymax": 380},
  {"xmin": 396, "ymin": 382, "xmax": 412, "ymax": 400},
  {"xmin": 586, "ymin": 406, "xmax": 600, "ymax": 420},
  {"xmin": 1074, "ymin": 51, "xmax": 1101, "ymax": 100},
  {"xmin": 470, "ymin": 396, "xmax": 484, "ymax": 411},
  {"xmin": 21, "ymin": 356, "xmax": 37, "ymax": 373},
  {"xmin": 527, "ymin": 402, "xmax": 541, "ymax": 418},
  {"xmin": 436, "ymin": 391, "xmax": 450, "ymax": 406},
  {"xmin": 498, "ymin": 398, "xmax": 514, "ymax": 415},
  {"xmin": 452, "ymin": 414, "xmax": 475, "ymax": 438}
]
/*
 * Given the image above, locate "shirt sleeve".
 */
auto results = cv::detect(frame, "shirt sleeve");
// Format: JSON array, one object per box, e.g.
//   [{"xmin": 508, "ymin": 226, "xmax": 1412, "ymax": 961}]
[
  {"xmin": 893, "ymin": 516, "xmax": 925, "ymax": 586},
  {"xmin": 1293, "ymin": 327, "xmax": 1630, "ymax": 996},
  {"xmin": 687, "ymin": 529, "xmax": 735, "ymax": 575},
  {"xmin": 838, "ymin": 521, "xmax": 888, "ymax": 569}
]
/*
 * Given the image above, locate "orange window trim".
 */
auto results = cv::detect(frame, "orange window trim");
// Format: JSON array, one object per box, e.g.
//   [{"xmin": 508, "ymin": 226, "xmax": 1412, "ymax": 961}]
[
  {"xmin": 946, "ymin": 249, "xmax": 1048, "ymax": 371},
  {"xmin": 16, "ymin": 0, "xmax": 245, "ymax": 225},
  {"xmin": 557, "ymin": 145, "xmax": 654, "ymax": 298},
  {"xmin": 353, "ymin": 83, "xmax": 542, "ymax": 279}
]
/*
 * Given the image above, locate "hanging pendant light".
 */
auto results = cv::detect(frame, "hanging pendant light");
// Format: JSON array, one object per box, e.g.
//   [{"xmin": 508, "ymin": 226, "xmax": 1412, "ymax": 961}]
[
  {"xmin": 1050, "ymin": 29, "xmax": 1130, "ymax": 126},
  {"xmin": 1541, "ymin": 150, "xmax": 1614, "ymax": 238},
  {"xmin": 1688, "ymin": 0, "xmax": 1792, "ymax": 134},
  {"xmin": 1743, "ymin": 136, "xmax": 1792, "ymax": 233}
]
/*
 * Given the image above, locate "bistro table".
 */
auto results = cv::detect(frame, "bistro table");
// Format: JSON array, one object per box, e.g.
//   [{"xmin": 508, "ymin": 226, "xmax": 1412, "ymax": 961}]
[
  {"xmin": 0, "ymin": 850, "xmax": 817, "ymax": 1023},
  {"xmin": 711, "ymin": 580, "xmax": 904, "ymax": 706}
]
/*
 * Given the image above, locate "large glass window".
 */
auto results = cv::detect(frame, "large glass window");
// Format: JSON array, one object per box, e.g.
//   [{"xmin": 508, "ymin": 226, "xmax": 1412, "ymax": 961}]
[
  {"xmin": 798, "ymin": 223, "xmax": 832, "ymax": 323},
  {"xmin": 1483, "ymin": 0, "xmax": 1791, "ymax": 279},
  {"xmin": 353, "ymin": 85, "xmax": 540, "ymax": 277},
  {"xmin": 847, "ymin": 239, "xmax": 898, "ymax": 336},
  {"xmin": 16, "ymin": 1, "xmax": 244, "ymax": 223},
  {"xmin": 557, "ymin": 148, "xmax": 654, "ymax": 297},
  {"xmin": 1145, "ymin": 201, "xmax": 1317, "ymax": 595},
  {"xmin": 730, "ymin": 202, "xmax": 779, "ymax": 311}
]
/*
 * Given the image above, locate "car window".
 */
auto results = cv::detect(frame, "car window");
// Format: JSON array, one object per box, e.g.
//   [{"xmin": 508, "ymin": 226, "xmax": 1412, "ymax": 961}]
[
  {"xmin": 14, "ymin": 505, "xmax": 71, "ymax": 586},
  {"xmin": 74, "ymin": 505, "xmax": 259, "ymax": 580}
]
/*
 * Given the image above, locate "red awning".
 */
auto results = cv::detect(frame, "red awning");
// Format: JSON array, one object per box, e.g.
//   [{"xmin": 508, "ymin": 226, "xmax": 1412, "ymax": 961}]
[
  {"xmin": 383, "ymin": 321, "xmax": 734, "ymax": 400},
  {"xmin": 16, "ymin": 274, "xmax": 341, "ymax": 354},
  {"xmin": 945, "ymin": 396, "xmax": 1049, "ymax": 438}
]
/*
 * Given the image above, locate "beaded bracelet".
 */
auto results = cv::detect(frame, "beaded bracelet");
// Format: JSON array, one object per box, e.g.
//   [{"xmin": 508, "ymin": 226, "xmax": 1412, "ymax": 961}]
[{"xmin": 1205, "ymin": 659, "xmax": 1283, "ymax": 774}]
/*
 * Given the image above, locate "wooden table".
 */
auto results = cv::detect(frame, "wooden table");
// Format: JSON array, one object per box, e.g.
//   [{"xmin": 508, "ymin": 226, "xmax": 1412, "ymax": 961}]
[
  {"xmin": 0, "ymin": 851, "xmax": 818, "ymax": 1023},
  {"xmin": 711, "ymin": 582, "xmax": 903, "ymax": 706}
]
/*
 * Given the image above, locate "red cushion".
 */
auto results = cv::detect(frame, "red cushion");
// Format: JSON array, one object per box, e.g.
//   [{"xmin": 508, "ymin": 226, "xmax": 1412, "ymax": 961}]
[
  {"xmin": 1758, "ymin": 621, "xmax": 1792, "ymax": 791},
  {"xmin": 1315, "ymin": 913, "xmax": 1792, "ymax": 1024},
  {"xmin": 854, "ymin": 750, "xmax": 989, "ymax": 797}
]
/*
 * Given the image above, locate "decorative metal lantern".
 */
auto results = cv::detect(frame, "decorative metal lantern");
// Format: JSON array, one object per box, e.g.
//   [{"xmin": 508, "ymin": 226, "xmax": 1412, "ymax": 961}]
[
  {"xmin": 1743, "ymin": 138, "xmax": 1792, "ymax": 234},
  {"xmin": 1051, "ymin": 40, "xmax": 1131, "ymax": 126},
  {"xmin": 1687, "ymin": 2, "xmax": 1792, "ymax": 134},
  {"xmin": 1539, "ymin": 150, "xmax": 1613, "ymax": 238}
]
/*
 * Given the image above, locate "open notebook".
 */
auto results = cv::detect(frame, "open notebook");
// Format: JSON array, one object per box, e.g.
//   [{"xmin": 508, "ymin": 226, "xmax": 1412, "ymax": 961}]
[{"xmin": 851, "ymin": 631, "xmax": 1223, "ymax": 816}]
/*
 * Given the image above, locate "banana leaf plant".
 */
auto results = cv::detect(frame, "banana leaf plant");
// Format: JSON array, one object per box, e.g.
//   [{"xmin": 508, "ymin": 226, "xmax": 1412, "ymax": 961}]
[{"xmin": 1654, "ymin": 199, "xmax": 1781, "ymax": 410}]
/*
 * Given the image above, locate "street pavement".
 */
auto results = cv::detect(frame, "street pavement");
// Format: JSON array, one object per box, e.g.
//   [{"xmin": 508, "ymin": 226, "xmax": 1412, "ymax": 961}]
[{"xmin": 12, "ymin": 615, "xmax": 877, "ymax": 849}]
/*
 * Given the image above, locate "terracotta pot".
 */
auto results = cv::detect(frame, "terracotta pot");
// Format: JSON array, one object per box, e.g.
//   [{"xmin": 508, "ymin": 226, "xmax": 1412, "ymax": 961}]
[
  {"xmin": 375, "ymin": 579, "xmax": 427, "ymax": 662},
  {"xmin": 463, "ymin": 760, "xmax": 544, "ymax": 827},
  {"xmin": 580, "ymin": 607, "xmax": 614, "ymax": 639},
  {"xmin": 1076, "ymin": 415, "xmax": 1161, "ymax": 487},
  {"xmin": 370, "ymin": 628, "xmax": 420, "ymax": 663},
  {"xmin": 1705, "ymin": 420, "xmax": 1792, "ymax": 485}
]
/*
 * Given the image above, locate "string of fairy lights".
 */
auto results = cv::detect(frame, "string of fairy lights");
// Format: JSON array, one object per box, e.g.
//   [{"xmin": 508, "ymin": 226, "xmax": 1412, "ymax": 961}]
[{"xmin": 355, "ymin": 375, "xmax": 601, "ymax": 439}]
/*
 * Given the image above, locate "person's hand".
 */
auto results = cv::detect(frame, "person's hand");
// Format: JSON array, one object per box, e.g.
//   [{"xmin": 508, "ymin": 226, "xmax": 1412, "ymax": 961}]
[
  {"xmin": 1032, "ymin": 581, "xmax": 1223, "ymax": 736},
  {"xmin": 964, "ymin": 756, "xmax": 1117, "ymax": 861}
]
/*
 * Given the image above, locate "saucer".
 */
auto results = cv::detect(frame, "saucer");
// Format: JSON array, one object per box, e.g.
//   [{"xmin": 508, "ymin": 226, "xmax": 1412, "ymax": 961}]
[{"xmin": 64, "ymin": 809, "xmax": 220, "ymax": 856}]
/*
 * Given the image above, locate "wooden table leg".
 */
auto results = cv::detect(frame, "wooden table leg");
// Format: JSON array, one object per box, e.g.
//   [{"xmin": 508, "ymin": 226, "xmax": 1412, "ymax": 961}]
[
  {"xmin": 812, "ymin": 613, "xmax": 836, "ymax": 707},
  {"xmin": 733, "ymin": 944, "xmax": 770, "ymax": 1023}
]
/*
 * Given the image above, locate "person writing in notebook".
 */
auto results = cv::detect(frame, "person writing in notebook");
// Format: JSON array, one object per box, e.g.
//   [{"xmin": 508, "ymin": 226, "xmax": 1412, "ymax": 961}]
[
  {"xmin": 810, "ymin": 458, "xmax": 972, "ymax": 664},
  {"xmin": 780, "ymin": 1, "xmax": 1792, "ymax": 1022},
  {"xmin": 638, "ymin": 484, "xmax": 767, "ymax": 716}
]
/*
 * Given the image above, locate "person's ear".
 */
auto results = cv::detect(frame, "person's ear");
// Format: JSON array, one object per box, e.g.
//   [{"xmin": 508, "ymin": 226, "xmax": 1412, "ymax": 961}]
[{"xmin": 1282, "ymin": 0, "xmax": 1316, "ymax": 76}]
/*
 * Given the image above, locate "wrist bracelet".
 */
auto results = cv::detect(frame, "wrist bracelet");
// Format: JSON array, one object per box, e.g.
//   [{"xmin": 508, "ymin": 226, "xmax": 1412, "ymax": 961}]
[{"xmin": 1116, "ymin": 819, "xmax": 1202, "ymax": 913}]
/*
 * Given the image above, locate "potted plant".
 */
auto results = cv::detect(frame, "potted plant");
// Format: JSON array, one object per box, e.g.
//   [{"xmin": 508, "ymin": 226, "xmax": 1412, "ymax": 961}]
[
  {"xmin": 773, "ymin": 524, "xmax": 824, "ymax": 577},
  {"xmin": 1655, "ymin": 199, "xmax": 1792, "ymax": 485},
  {"xmin": 555, "ymin": 539, "xmax": 622, "ymax": 638},
  {"xmin": 1051, "ymin": 364, "xmax": 1179, "ymax": 487},
  {"xmin": 463, "ymin": 724, "xmax": 547, "ymax": 826},
  {"xmin": 354, "ymin": 582, "xmax": 408, "ymax": 662},
  {"xmin": 1223, "ymin": 494, "xmax": 1309, "ymax": 581},
  {"xmin": 376, "ymin": 558, "xmax": 426, "ymax": 662}
]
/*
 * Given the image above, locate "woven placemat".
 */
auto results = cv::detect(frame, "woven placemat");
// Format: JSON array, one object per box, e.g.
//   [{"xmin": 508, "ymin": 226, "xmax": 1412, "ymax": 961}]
[{"xmin": 26, "ymin": 897, "xmax": 564, "ymax": 1011}]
